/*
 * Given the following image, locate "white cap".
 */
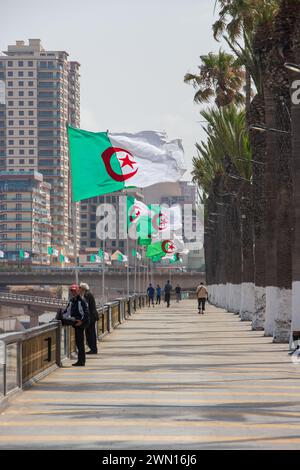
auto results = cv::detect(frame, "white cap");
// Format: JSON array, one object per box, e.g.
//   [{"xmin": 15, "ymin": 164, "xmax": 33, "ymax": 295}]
[{"xmin": 79, "ymin": 282, "xmax": 90, "ymax": 291}]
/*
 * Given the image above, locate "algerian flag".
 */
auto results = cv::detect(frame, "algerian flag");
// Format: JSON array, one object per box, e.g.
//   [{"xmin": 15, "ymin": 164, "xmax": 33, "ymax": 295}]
[
  {"xmin": 136, "ymin": 252, "xmax": 142, "ymax": 260},
  {"xmin": 0, "ymin": 250, "xmax": 4, "ymax": 258},
  {"xmin": 127, "ymin": 196, "xmax": 150, "ymax": 225},
  {"xmin": 151, "ymin": 205, "xmax": 182, "ymax": 234},
  {"xmin": 68, "ymin": 126, "xmax": 186, "ymax": 202},
  {"xmin": 65, "ymin": 256, "xmax": 70, "ymax": 264},
  {"xmin": 20, "ymin": 250, "xmax": 30, "ymax": 259},
  {"xmin": 47, "ymin": 246, "xmax": 53, "ymax": 255},
  {"xmin": 53, "ymin": 248, "xmax": 59, "ymax": 257},
  {"xmin": 91, "ymin": 254, "xmax": 102, "ymax": 262},
  {"xmin": 117, "ymin": 252, "xmax": 128, "ymax": 262},
  {"xmin": 146, "ymin": 235, "xmax": 185, "ymax": 259},
  {"xmin": 59, "ymin": 253, "xmax": 65, "ymax": 262}
]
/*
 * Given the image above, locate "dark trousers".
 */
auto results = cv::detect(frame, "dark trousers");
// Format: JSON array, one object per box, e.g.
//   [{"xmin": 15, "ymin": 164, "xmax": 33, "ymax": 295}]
[
  {"xmin": 75, "ymin": 327, "xmax": 86, "ymax": 365},
  {"xmin": 148, "ymin": 296, "xmax": 154, "ymax": 307},
  {"xmin": 85, "ymin": 320, "xmax": 98, "ymax": 353},
  {"xmin": 165, "ymin": 293, "xmax": 171, "ymax": 307},
  {"xmin": 156, "ymin": 295, "xmax": 161, "ymax": 304},
  {"xmin": 198, "ymin": 298, "xmax": 206, "ymax": 311}
]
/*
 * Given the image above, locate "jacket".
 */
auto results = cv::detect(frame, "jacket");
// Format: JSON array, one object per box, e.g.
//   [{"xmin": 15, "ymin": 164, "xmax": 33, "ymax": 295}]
[
  {"xmin": 196, "ymin": 285, "xmax": 208, "ymax": 299},
  {"xmin": 84, "ymin": 291, "xmax": 99, "ymax": 322},
  {"xmin": 64, "ymin": 295, "xmax": 90, "ymax": 329},
  {"xmin": 164, "ymin": 283, "xmax": 172, "ymax": 294}
]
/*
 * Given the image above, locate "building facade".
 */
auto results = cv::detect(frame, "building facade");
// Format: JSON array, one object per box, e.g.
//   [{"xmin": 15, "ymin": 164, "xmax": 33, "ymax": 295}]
[
  {"xmin": 0, "ymin": 170, "xmax": 51, "ymax": 263},
  {"xmin": 0, "ymin": 39, "xmax": 80, "ymax": 261}
]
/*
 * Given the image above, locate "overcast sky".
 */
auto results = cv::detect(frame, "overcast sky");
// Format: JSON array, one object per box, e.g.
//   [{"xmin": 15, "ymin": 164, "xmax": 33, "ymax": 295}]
[{"xmin": 1, "ymin": 0, "xmax": 223, "ymax": 180}]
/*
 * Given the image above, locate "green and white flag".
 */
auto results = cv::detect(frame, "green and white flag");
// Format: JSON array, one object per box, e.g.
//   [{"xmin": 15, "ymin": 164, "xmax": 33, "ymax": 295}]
[
  {"xmin": 68, "ymin": 126, "xmax": 186, "ymax": 202},
  {"xmin": 20, "ymin": 250, "xmax": 30, "ymax": 259},
  {"xmin": 47, "ymin": 246, "xmax": 53, "ymax": 255},
  {"xmin": 59, "ymin": 254, "xmax": 65, "ymax": 263}
]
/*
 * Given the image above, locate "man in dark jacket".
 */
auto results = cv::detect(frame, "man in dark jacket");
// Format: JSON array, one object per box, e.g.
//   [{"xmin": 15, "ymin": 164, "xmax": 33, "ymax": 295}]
[
  {"xmin": 80, "ymin": 282, "xmax": 99, "ymax": 354},
  {"xmin": 63, "ymin": 284, "xmax": 89, "ymax": 366},
  {"xmin": 164, "ymin": 280, "xmax": 172, "ymax": 308}
]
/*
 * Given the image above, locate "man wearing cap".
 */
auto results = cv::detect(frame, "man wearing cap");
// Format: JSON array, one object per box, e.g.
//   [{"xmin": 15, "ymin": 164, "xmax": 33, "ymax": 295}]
[
  {"xmin": 80, "ymin": 282, "xmax": 99, "ymax": 355},
  {"xmin": 63, "ymin": 284, "xmax": 89, "ymax": 366}
]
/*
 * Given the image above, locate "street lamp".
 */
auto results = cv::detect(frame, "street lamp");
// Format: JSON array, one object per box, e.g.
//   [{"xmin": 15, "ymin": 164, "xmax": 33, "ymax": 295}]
[{"xmin": 284, "ymin": 62, "xmax": 300, "ymax": 73}]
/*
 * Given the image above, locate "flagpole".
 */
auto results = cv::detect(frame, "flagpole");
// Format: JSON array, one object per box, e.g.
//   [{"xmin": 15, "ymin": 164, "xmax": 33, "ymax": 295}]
[
  {"xmin": 72, "ymin": 201, "xmax": 79, "ymax": 285},
  {"xmin": 102, "ymin": 195, "xmax": 106, "ymax": 306},
  {"xmin": 126, "ymin": 232, "xmax": 130, "ymax": 297},
  {"xmin": 138, "ymin": 255, "xmax": 141, "ymax": 294},
  {"xmin": 134, "ymin": 239, "xmax": 137, "ymax": 293}
]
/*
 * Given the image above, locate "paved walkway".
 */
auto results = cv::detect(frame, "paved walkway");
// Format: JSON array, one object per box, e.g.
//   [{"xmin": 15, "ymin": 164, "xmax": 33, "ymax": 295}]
[{"xmin": 1, "ymin": 300, "xmax": 300, "ymax": 449}]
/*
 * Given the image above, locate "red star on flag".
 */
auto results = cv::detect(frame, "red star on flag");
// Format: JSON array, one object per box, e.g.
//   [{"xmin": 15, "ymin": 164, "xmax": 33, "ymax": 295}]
[{"xmin": 119, "ymin": 154, "xmax": 137, "ymax": 169}]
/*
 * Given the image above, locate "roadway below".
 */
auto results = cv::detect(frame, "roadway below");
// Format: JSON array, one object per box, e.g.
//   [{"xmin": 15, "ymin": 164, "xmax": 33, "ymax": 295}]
[{"xmin": 0, "ymin": 299, "xmax": 300, "ymax": 449}]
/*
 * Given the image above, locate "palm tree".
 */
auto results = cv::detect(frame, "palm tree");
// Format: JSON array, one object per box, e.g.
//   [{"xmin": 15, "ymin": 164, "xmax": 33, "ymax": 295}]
[
  {"xmin": 184, "ymin": 50, "xmax": 245, "ymax": 107},
  {"xmin": 192, "ymin": 105, "xmax": 252, "ymax": 312}
]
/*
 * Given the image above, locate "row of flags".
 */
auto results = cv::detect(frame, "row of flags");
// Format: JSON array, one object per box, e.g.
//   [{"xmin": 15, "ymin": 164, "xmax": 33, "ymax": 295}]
[{"xmin": 0, "ymin": 249, "xmax": 30, "ymax": 259}]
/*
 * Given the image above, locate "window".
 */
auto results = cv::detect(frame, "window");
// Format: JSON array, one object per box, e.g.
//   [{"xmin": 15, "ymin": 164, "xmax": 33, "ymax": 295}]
[
  {"xmin": 8, "ymin": 120, "xmax": 14, "ymax": 126},
  {"xmin": 28, "ymin": 110, "xmax": 34, "ymax": 116},
  {"xmin": 19, "ymin": 140, "xmax": 24, "ymax": 145},
  {"xmin": 19, "ymin": 120, "xmax": 24, "ymax": 125},
  {"xmin": 8, "ymin": 159, "xmax": 14, "ymax": 163},
  {"xmin": 19, "ymin": 130, "xmax": 24, "ymax": 136},
  {"xmin": 18, "ymin": 71, "xmax": 24, "ymax": 77},
  {"xmin": 19, "ymin": 149, "xmax": 24, "ymax": 155},
  {"xmin": 28, "ymin": 101, "xmax": 34, "ymax": 106},
  {"xmin": 29, "ymin": 120, "xmax": 34, "ymax": 125},
  {"xmin": 16, "ymin": 224, "xmax": 22, "ymax": 231},
  {"xmin": 29, "ymin": 150, "xmax": 34, "ymax": 155},
  {"xmin": 81, "ymin": 232, "xmax": 87, "ymax": 237},
  {"xmin": 8, "ymin": 101, "xmax": 14, "ymax": 106},
  {"xmin": 29, "ymin": 140, "xmax": 34, "ymax": 145},
  {"xmin": 8, "ymin": 150, "xmax": 14, "ymax": 155},
  {"xmin": 28, "ymin": 81, "xmax": 34, "ymax": 86},
  {"xmin": 29, "ymin": 130, "xmax": 34, "ymax": 135},
  {"xmin": 8, "ymin": 110, "xmax": 13, "ymax": 116},
  {"xmin": 28, "ymin": 71, "xmax": 34, "ymax": 77},
  {"xmin": 18, "ymin": 101, "xmax": 24, "ymax": 106},
  {"xmin": 18, "ymin": 91, "xmax": 24, "ymax": 97},
  {"xmin": 29, "ymin": 159, "xmax": 34, "ymax": 163},
  {"xmin": 7, "ymin": 81, "xmax": 13, "ymax": 87},
  {"xmin": 16, "ymin": 243, "xmax": 21, "ymax": 249},
  {"xmin": 19, "ymin": 111, "xmax": 24, "ymax": 116},
  {"xmin": 16, "ymin": 214, "xmax": 22, "ymax": 220},
  {"xmin": 18, "ymin": 61, "xmax": 23, "ymax": 67},
  {"xmin": 8, "ymin": 91, "xmax": 13, "ymax": 97},
  {"xmin": 18, "ymin": 81, "xmax": 24, "ymax": 87},
  {"xmin": 16, "ymin": 233, "xmax": 21, "ymax": 240},
  {"xmin": 7, "ymin": 71, "xmax": 13, "ymax": 77},
  {"xmin": 16, "ymin": 203, "xmax": 22, "ymax": 210},
  {"xmin": 28, "ymin": 61, "xmax": 33, "ymax": 67},
  {"xmin": 28, "ymin": 91, "xmax": 34, "ymax": 96},
  {"xmin": 8, "ymin": 140, "xmax": 14, "ymax": 145},
  {"xmin": 8, "ymin": 130, "xmax": 14, "ymax": 136},
  {"xmin": 16, "ymin": 194, "xmax": 22, "ymax": 200}
]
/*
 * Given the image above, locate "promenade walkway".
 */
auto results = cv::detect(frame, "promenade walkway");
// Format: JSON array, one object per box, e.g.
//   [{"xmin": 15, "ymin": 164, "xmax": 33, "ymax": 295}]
[{"xmin": 0, "ymin": 299, "xmax": 300, "ymax": 449}]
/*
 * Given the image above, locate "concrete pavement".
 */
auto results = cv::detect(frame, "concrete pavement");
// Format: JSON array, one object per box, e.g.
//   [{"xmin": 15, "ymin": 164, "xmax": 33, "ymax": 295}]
[{"xmin": 0, "ymin": 299, "xmax": 300, "ymax": 449}]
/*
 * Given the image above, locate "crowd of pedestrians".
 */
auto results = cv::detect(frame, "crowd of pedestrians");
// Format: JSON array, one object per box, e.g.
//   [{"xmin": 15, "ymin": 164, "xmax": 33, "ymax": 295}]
[{"xmin": 57, "ymin": 279, "xmax": 209, "ymax": 367}]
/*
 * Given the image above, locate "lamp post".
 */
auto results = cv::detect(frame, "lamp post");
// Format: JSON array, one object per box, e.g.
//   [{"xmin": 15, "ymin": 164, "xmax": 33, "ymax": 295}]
[{"xmin": 249, "ymin": 124, "xmax": 291, "ymax": 135}]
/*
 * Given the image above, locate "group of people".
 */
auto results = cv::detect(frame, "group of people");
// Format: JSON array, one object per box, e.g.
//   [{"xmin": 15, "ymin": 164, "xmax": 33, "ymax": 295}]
[
  {"xmin": 56, "ymin": 282, "xmax": 99, "ymax": 367},
  {"xmin": 147, "ymin": 281, "xmax": 182, "ymax": 308},
  {"xmin": 147, "ymin": 280, "xmax": 209, "ymax": 314}
]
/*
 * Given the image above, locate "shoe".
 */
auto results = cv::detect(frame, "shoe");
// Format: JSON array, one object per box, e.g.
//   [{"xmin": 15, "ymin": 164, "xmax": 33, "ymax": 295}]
[
  {"xmin": 86, "ymin": 350, "xmax": 97, "ymax": 355},
  {"xmin": 72, "ymin": 362, "xmax": 85, "ymax": 366}
]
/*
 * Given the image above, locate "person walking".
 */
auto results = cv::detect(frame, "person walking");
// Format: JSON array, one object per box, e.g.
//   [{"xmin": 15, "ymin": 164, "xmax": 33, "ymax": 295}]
[
  {"xmin": 164, "ymin": 280, "xmax": 172, "ymax": 308},
  {"xmin": 147, "ymin": 283, "xmax": 155, "ymax": 307},
  {"xmin": 63, "ymin": 284, "xmax": 89, "ymax": 366},
  {"xmin": 196, "ymin": 282, "xmax": 208, "ymax": 314},
  {"xmin": 80, "ymin": 282, "xmax": 99, "ymax": 355},
  {"xmin": 175, "ymin": 284, "xmax": 181, "ymax": 303},
  {"xmin": 156, "ymin": 284, "xmax": 161, "ymax": 304}
]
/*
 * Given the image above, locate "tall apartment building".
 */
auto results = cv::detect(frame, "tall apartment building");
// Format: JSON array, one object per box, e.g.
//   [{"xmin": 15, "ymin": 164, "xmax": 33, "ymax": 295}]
[
  {"xmin": 0, "ymin": 39, "xmax": 80, "ymax": 260},
  {"xmin": 0, "ymin": 170, "xmax": 51, "ymax": 263}
]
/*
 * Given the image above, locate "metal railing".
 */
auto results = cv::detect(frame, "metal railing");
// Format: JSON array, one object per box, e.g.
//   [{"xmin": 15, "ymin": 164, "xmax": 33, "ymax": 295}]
[
  {"xmin": 0, "ymin": 292, "xmax": 66, "ymax": 307},
  {"xmin": 0, "ymin": 294, "xmax": 147, "ymax": 400}
]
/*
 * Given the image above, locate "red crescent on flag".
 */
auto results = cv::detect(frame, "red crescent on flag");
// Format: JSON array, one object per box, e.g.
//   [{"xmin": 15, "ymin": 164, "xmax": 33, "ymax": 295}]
[
  {"xmin": 162, "ymin": 240, "xmax": 175, "ymax": 254},
  {"xmin": 101, "ymin": 147, "xmax": 138, "ymax": 182},
  {"xmin": 129, "ymin": 205, "xmax": 141, "ymax": 222},
  {"xmin": 152, "ymin": 212, "xmax": 168, "ymax": 231}
]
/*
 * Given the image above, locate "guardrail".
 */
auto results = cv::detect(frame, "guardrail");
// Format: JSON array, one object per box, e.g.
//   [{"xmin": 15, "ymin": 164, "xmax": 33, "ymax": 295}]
[
  {"xmin": 0, "ymin": 294, "xmax": 147, "ymax": 401},
  {"xmin": 0, "ymin": 292, "xmax": 66, "ymax": 306}
]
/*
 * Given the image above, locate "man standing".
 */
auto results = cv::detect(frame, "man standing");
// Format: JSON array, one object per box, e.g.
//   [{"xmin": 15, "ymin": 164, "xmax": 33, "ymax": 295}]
[
  {"xmin": 175, "ymin": 284, "xmax": 181, "ymax": 303},
  {"xmin": 80, "ymin": 282, "xmax": 99, "ymax": 355},
  {"xmin": 164, "ymin": 280, "xmax": 172, "ymax": 308},
  {"xmin": 147, "ymin": 283, "xmax": 155, "ymax": 307},
  {"xmin": 196, "ymin": 282, "xmax": 208, "ymax": 314},
  {"xmin": 63, "ymin": 284, "xmax": 89, "ymax": 366},
  {"xmin": 156, "ymin": 284, "xmax": 161, "ymax": 304}
]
